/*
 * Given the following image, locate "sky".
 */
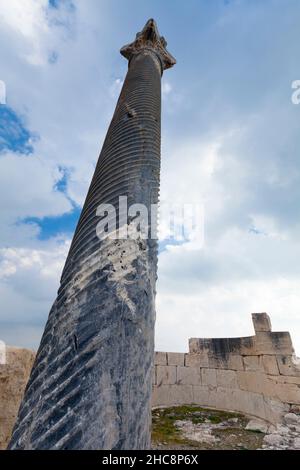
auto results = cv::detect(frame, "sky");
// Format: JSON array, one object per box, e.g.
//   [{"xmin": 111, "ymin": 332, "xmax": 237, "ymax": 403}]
[{"xmin": 0, "ymin": 0, "xmax": 300, "ymax": 354}]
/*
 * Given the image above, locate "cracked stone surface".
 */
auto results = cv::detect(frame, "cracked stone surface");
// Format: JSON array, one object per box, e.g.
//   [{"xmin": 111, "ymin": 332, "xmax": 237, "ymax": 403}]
[
  {"xmin": 260, "ymin": 412, "xmax": 300, "ymax": 450},
  {"xmin": 175, "ymin": 420, "xmax": 222, "ymax": 445}
]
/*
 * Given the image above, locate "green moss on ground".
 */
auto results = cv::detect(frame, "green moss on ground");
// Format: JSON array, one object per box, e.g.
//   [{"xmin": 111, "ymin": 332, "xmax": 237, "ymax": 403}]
[{"xmin": 151, "ymin": 405, "xmax": 265, "ymax": 450}]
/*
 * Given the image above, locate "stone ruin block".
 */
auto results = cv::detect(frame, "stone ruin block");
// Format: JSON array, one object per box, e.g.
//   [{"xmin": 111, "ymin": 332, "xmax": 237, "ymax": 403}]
[
  {"xmin": 152, "ymin": 385, "xmax": 193, "ymax": 407},
  {"xmin": 262, "ymin": 355, "xmax": 280, "ymax": 375},
  {"xmin": 185, "ymin": 352, "xmax": 209, "ymax": 368},
  {"xmin": 192, "ymin": 385, "xmax": 210, "ymax": 404},
  {"xmin": 201, "ymin": 368, "xmax": 217, "ymax": 387},
  {"xmin": 156, "ymin": 365, "xmax": 177, "ymax": 386},
  {"xmin": 255, "ymin": 331, "xmax": 294, "ymax": 355},
  {"xmin": 274, "ymin": 382, "xmax": 300, "ymax": 405},
  {"xmin": 152, "ymin": 367, "xmax": 156, "ymax": 386},
  {"xmin": 189, "ymin": 335, "xmax": 257, "ymax": 357},
  {"xmin": 154, "ymin": 351, "xmax": 167, "ymax": 366},
  {"xmin": 216, "ymin": 369, "xmax": 238, "ymax": 389},
  {"xmin": 237, "ymin": 370, "xmax": 269, "ymax": 395},
  {"xmin": 243, "ymin": 355, "xmax": 264, "ymax": 372},
  {"xmin": 227, "ymin": 355, "xmax": 244, "ymax": 371},
  {"xmin": 177, "ymin": 366, "xmax": 201, "ymax": 385},
  {"xmin": 252, "ymin": 312, "xmax": 272, "ymax": 333},
  {"xmin": 167, "ymin": 352, "xmax": 185, "ymax": 367},
  {"xmin": 277, "ymin": 355, "xmax": 300, "ymax": 377}
]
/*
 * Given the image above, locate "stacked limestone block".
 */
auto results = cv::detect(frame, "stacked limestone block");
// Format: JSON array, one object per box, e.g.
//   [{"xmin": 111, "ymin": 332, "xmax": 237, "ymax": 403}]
[
  {"xmin": 152, "ymin": 313, "xmax": 300, "ymax": 425},
  {"xmin": 0, "ymin": 347, "xmax": 35, "ymax": 449}
]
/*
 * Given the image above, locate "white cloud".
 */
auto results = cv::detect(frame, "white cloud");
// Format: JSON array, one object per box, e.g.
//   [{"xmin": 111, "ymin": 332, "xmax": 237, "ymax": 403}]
[
  {"xmin": 109, "ymin": 78, "xmax": 123, "ymax": 99},
  {"xmin": 156, "ymin": 275, "xmax": 300, "ymax": 356},
  {"xmin": 156, "ymin": 124, "xmax": 300, "ymax": 356},
  {"xmin": 161, "ymin": 138, "xmax": 223, "ymax": 205},
  {"xmin": 0, "ymin": 0, "xmax": 299, "ymax": 357},
  {"xmin": 0, "ymin": 153, "xmax": 71, "ymax": 218},
  {"xmin": 0, "ymin": 0, "xmax": 48, "ymax": 39},
  {"xmin": 0, "ymin": 80, "xmax": 6, "ymax": 104},
  {"xmin": 249, "ymin": 214, "xmax": 288, "ymax": 240},
  {"xmin": 0, "ymin": 0, "xmax": 49, "ymax": 64},
  {"xmin": 0, "ymin": 153, "xmax": 72, "ymax": 244},
  {"xmin": 0, "ymin": 242, "xmax": 70, "ymax": 287},
  {"xmin": 0, "ymin": 0, "xmax": 74, "ymax": 65},
  {"xmin": 162, "ymin": 81, "xmax": 172, "ymax": 97},
  {"xmin": 0, "ymin": 238, "xmax": 70, "ymax": 349}
]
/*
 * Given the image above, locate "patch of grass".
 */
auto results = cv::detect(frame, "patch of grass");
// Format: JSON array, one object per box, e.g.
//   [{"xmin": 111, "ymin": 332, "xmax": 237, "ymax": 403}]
[
  {"xmin": 152, "ymin": 406, "xmax": 200, "ymax": 445},
  {"xmin": 151, "ymin": 405, "xmax": 245, "ymax": 447},
  {"xmin": 206, "ymin": 410, "xmax": 243, "ymax": 424}
]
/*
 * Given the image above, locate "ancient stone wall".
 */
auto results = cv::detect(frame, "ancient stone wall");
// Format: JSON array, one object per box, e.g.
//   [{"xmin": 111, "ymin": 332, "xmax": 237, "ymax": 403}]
[
  {"xmin": 0, "ymin": 347, "xmax": 35, "ymax": 449},
  {"xmin": 1, "ymin": 313, "xmax": 299, "ymax": 449},
  {"xmin": 152, "ymin": 314, "xmax": 300, "ymax": 425}
]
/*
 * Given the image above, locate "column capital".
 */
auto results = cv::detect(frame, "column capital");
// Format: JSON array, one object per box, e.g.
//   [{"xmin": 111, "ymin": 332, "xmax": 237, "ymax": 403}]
[{"xmin": 120, "ymin": 19, "xmax": 176, "ymax": 72}]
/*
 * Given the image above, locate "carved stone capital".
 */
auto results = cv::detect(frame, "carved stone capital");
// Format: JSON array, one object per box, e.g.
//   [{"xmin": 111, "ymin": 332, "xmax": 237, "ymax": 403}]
[{"xmin": 120, "ymin": 19, "xmax": 176, "ymax": 72}]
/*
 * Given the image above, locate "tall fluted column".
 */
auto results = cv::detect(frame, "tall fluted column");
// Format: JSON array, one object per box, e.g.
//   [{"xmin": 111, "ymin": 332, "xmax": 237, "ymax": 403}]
[{"xmin": 8, "ymin": 19, "xmax": 175, "ymax": 450}]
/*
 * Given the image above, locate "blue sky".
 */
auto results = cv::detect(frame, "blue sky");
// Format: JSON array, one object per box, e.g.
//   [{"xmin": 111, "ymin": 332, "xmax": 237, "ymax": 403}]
[
  {"xmin": 0, "ymin": 106, "xmax": 34, "ymax": 154},
  {"xmin": 0, "ymin": 0, "xmax": 300, "ymax": 353}
]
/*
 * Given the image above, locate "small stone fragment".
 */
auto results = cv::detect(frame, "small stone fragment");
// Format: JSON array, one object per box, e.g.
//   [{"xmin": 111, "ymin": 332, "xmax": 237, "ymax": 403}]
[
  {"xmin": 293, "ymin": 437, "xmax": 300, "ymax": 449},
  {"xmin": 263, "ymin": 434, "xmax": 284, "ymax": 446},
  {"xmin": 284, "ymin": 413, "xmax": 300, "ymax": 426},
  {"xmin": 246, "ymin": 419, "xmax": 269, "ymax": 433}
]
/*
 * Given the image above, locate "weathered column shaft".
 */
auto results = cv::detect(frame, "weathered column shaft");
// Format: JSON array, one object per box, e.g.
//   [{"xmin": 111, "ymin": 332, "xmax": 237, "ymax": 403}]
[{"xmin": 8, "ymin": 19, "xmax": 175, "ymax": 450}]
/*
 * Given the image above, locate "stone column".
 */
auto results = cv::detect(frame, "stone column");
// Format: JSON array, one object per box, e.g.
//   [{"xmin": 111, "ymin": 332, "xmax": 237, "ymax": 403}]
[{"xmin": 8, "ymin": 19, "xmax": 175, "ymax": 450}]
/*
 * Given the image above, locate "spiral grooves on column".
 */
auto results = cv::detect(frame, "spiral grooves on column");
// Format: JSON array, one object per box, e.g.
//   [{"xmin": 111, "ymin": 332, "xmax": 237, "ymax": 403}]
[
  {"xmin": 61, "ymin": 51, "xmax": 161, "ymax": 283},
  {"xmin": 8, "ymin": 50, "xmax": 162, "ymax": 450}
]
